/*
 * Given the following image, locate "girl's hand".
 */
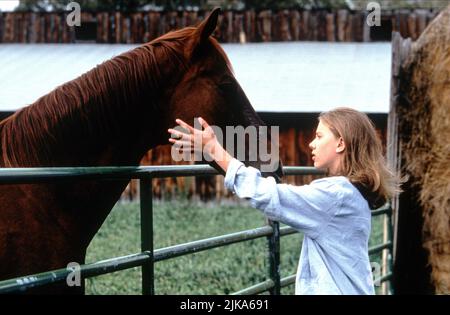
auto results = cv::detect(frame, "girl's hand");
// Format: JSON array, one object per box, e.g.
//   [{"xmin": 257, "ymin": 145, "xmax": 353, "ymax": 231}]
[
  {"xmin": 167, "ymin": 117, "xmax": 233, "ymax": 172},
  {"xmin": 168, "ymin": 117, "xmax": 216, "ymax": 158}
]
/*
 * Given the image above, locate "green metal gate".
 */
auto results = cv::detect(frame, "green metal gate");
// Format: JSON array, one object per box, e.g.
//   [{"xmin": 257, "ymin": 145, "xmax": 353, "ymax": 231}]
[{"xmin": 0, "ymin": 165, "xmax": 393, "ymax": 294}]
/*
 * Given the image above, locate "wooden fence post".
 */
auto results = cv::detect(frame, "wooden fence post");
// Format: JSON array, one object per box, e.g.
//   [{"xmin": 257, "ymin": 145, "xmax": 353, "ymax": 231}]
[
  {"xmin": 337, "ymin": 9, "xmax": 348, "ymax": 42},
  {"xmin": 290, "ymin": 10, "xmax": 300, "ymax": 41},
  {"xmin": 244, "ymin": 10, "xmax": 256, "ymax": 42},
  {"xmin": 388, "ymin": 31, "xmax": 412, "ymax": 295},
  {"xmin": 415, "ymin": 9, "xmax": 427, "ymax": 37},
  {"xmin": 300, "ymin": 9, "xmax": 309, "ymax": 40},
  {"xmin": 407, "ymin": 12, "xmax": 417, "ymax": 40},
  {"xmin": 326, "ymin": 12, "xmax": 336, "ymax": 42},
  {"xmin": 259, "ymin": 10, "xmax": 271, "ymax": 42}
]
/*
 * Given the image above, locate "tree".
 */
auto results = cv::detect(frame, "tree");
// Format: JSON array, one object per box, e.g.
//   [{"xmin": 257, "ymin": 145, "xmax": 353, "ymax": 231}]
[
  {"xmin": 16, "ymin": 0, "xmax": 146, "ymax": 12},
  {"xmin": 15, "ymin": 0, "xmax": 352, "ymax": 12},
  {"xmin": 16, "ymin": 0, "xmax": 65, "ymax": 11},
  {"xmin": 224, "ymin": 0, "xmax": 350, "ymax": 10}
]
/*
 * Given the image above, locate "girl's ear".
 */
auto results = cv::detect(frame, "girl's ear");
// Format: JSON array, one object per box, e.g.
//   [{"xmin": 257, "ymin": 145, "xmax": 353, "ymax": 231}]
[{"xmin": 336, "ymin": 137, "xmax": 346, "ymax": 153}]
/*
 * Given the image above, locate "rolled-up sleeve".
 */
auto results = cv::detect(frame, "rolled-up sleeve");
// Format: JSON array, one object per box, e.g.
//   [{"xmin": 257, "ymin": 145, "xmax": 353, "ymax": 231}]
[{"xmin": 224, "ymin": 159, "xmax": 341, "ymax": 239}]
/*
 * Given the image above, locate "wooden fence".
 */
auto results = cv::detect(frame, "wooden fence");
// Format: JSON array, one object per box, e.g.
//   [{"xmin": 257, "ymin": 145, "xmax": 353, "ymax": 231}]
[{"xmin": 0, "ymin": 8, "xmax": 440, "ymax": 44}]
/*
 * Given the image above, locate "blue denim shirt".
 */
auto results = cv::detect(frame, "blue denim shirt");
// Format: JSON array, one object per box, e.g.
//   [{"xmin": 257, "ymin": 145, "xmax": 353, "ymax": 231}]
[{"xmin": 224, "ymin": 159, "xmax": 375, "ymax": 295}]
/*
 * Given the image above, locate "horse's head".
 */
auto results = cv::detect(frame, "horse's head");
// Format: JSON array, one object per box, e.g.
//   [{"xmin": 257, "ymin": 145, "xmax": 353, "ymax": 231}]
[{"xmin": 157, "ymin": 8, "xmax": 283, "ymax": 180}]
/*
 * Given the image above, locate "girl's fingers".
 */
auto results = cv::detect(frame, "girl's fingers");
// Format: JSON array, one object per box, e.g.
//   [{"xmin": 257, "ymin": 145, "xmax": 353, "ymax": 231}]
[
  {"xmin": 168, "ymin": 128, "xmax": 185, "ymax": 136},
  {"xmin": 168, "ymin": 129, "xmax": 191, "ymax": 141},
  {"xmin": 168, "ymin": 139, "xmax": 194, "ymax": 147},
  {"xmin": 198, "ymin": 117, "xmax": 210, "ymax": 129},
  {"xmin": 169, "ymin": 140, "xmax": 196, "ymax": 153},
  {"xmin": 175, "ymin": 119, "xmax": 195, "ymax": 133}
]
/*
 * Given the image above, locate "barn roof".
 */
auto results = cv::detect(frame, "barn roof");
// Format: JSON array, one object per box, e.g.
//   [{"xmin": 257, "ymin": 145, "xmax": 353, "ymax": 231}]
[{"xmin": 0, "ymin": 42, "xmax": 391, "ymax": 113}]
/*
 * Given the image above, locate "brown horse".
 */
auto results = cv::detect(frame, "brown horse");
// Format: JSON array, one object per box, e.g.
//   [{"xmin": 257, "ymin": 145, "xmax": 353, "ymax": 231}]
[{"xmin": 0, "ymin": 8, "xmax": 282, "ymax": 294}]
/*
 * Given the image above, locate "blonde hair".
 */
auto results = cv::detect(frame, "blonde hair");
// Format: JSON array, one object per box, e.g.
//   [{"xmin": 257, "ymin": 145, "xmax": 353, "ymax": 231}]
[{"xmin": 319, "ymin": 107, "xmax": 401, "ymax": 209}]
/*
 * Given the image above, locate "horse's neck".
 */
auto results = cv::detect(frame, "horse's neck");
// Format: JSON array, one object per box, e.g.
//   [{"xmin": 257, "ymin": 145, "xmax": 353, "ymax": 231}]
[
  {"xmin": 54, "ymin": 92, "xmax": 157, "ymax": 167},
  {"xmin": 0, "ymin": 47, "xmax": 177, "ymax": 247},
  {"xmin": 14, "ymin": 50, "xmax": 174, "ymax": 167}
]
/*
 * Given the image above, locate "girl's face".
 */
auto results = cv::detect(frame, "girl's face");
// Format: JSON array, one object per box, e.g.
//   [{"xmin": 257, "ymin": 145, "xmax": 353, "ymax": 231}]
[{"xmin": 309, "ymin": 120, "xmax": 345, "ymax": 175}]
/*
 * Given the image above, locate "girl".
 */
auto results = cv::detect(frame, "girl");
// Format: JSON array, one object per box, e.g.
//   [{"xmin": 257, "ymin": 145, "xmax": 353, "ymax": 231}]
[{"xmin": 168, "ymin": 107, "xmax": 400, "ymax": 295}]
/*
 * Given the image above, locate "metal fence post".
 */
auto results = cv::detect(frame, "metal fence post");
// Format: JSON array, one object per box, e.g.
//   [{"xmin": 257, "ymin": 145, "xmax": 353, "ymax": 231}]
[
  {"xmin": 140, "ymin": 176, "xmax": 154, "ymax": 295},
  {"xmin": 267, "ymin": 219, "xmax": 281, "ymax": 295}
]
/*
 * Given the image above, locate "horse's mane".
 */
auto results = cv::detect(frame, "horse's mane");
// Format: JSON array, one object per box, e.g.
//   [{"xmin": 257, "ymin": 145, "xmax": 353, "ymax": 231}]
[{"xmin": 0, "ymin": 27, "xmax": 232, "ymax": 167}]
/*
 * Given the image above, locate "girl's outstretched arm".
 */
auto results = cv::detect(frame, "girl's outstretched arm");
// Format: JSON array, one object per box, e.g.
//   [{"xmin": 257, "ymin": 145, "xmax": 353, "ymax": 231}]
[{"xmin": 168, "ymin": 118, "xmax": 342, "ymax": 239}]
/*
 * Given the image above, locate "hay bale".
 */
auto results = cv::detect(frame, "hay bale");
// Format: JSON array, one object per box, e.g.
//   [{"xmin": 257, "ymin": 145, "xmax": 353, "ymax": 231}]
[{"xmin": 398, "ymin": 4, "xmax": 450, "ymax": 294}]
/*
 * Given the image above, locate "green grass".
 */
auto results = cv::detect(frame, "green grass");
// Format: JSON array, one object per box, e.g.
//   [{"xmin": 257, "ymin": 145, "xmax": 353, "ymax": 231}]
[{"xmin": 85, "ymin": 198, "xmax": 385, "ymax": 295}]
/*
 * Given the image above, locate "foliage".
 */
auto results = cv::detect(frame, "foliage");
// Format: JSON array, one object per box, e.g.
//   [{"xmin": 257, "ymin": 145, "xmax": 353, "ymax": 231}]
[
  {"xmin": 15, "ymin": 0, "xmax": 448, "ymax": 11},
  {"xmin": 351, "ymin": 0, "xmax": 449, "ymax": 10},
  {"xmin": 17, "ymin": 0, "xmax": 147, "ymax": 12},
  {"xmin": 240, "ymin": 0, "xmax": 349, "ymax": 10},
  {"xmin": 14, "ymin": 0, "xmax": 353, "ymax": 12}
]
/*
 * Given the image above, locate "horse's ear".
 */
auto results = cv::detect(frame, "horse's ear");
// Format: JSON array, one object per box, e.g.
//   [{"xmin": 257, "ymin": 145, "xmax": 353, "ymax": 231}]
[{"xmin": 195, "ymin": 7, "xmax": 221, "ymax": 44}]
